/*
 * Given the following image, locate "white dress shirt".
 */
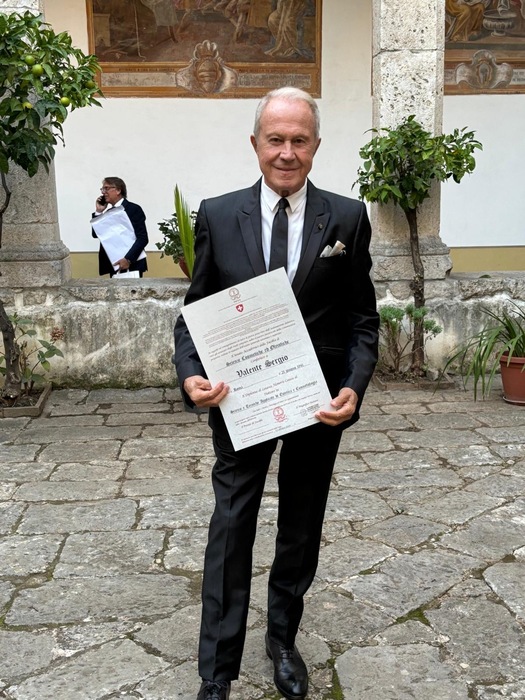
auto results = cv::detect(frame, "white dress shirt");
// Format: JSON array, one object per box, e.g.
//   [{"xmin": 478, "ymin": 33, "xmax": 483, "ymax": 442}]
[{"xmin": 260, "ymin": 180, "xmax": 307, "ymax": 283}]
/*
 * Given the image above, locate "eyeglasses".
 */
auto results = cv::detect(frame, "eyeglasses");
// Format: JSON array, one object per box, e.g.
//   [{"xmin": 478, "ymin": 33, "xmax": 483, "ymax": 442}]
[{"xmin": 100, "ymin": 186, "xmax": 117, "ymax": 192}]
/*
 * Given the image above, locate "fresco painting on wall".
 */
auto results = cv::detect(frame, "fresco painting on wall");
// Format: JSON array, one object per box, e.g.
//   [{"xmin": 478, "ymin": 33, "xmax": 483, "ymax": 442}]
[
  {"xmin": 86, "ymin": 0, "xmax": 321, "ymax": 97},
  {"xmin": 445, "ymin": 0, "xmax": 525, "ymax": 93}
]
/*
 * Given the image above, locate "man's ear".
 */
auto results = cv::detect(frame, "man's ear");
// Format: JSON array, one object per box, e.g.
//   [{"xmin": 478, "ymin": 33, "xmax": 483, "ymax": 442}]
[
  {"xmin": 250, "ymin": 134, "xmax": 258, "ymax": 153},
  {"xmin": 314, "ymin": 137, "xmax": 321, "ymax": 156}
]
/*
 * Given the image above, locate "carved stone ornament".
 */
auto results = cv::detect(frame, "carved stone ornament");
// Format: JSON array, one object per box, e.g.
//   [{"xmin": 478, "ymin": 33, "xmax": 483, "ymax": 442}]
[{"xmin": 455, "ymin": 49, "xmax": 513, "ymax": 89}]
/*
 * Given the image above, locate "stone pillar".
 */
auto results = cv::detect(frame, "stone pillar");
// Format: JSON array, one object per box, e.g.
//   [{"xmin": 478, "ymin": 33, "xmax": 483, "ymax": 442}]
[
  {"xmin": 0, "ymin": 2, "xmax": 42, "ymax": 10},
  {"xmin": 0, "ymin": 163, "xmax": 71, "ymax": 287},
  {"xmin": 371, "ymin": 0, "xmax": 451, "ymax": 293},
  {"xmin": 0, "ymin": 0, "xmax": 71, "ymax": 289}
]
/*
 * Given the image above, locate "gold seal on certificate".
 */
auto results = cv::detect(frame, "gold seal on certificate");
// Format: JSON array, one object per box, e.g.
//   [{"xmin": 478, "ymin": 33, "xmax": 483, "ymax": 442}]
[{"xmin": 181, "ymin": 267, "xmax": 334, "ymax": 450}]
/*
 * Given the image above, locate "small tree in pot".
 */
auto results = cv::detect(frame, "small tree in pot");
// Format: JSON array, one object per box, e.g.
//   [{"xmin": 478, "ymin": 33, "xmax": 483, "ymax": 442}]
[
  {"xmin": 354, "ymin": 115, "xmax": 482, "ymax": 376},
  {"xmin": 0, "ymin": 11, "xmax": 101, "ymax": 400}
]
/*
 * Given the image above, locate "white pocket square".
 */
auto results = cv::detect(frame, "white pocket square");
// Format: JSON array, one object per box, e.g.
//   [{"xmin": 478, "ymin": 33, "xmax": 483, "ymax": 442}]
[{"xmin": 320, "ymin": 241, "xmax": 346, "ymax": 258}]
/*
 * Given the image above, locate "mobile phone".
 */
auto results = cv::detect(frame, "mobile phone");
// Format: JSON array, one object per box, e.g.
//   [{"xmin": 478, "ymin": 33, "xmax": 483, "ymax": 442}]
[{"xmin": 97, "ymin": 195, "xmax": 106, "ymax": 206}]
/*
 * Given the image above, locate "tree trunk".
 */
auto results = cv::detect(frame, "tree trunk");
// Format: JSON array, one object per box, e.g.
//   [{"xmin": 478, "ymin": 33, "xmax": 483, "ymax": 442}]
[
  {"xmin": 405, "ymin": 207, "xmax": 425, "ymax": 376},
  {"xmin": 0, "ymin": 298, "xmax": 22, "ymax": 400},
  {"xmin": 1, "ymin": 181, "xmax": 22, "ymax": 399},
  {"xmin": 0, "ymin": 172, "xmax": 12, "ymax": 249}
]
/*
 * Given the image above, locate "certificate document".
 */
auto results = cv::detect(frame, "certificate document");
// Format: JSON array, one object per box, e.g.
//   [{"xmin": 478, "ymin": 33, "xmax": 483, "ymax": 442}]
[{"xmin": 181, "ymin": 268, "xmax": 334, "ymax": 450}]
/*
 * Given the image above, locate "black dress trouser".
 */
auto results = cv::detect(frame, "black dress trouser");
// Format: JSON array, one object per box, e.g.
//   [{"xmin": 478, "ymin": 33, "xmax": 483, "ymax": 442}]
[{"xmin": 198, "ymin": 420, "xmax": 343, "ymax": 681}]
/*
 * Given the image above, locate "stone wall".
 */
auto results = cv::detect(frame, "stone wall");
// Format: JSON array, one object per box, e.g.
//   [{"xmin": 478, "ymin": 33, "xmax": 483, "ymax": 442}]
[
  {"xmin": 1, "ymin": 280, "xmax": 187, "ymax": 388},
  {"xmin": 375, "ymin": 272, "xmax": 525, "ymax": 369},
  {"xmin": 2, "ymin": 274, "xmax": 525, "ymax": 388}
]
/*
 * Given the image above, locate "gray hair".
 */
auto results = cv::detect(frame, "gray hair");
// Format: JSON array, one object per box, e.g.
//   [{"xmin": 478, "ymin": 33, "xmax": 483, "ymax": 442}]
[{"xmin": 253, "ymin": 87, "xmax": 320, "ymax": 140}]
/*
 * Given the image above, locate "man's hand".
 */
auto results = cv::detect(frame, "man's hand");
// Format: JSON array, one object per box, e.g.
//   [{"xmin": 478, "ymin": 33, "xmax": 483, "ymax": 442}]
[
  {"xmin": 113, "ymin": 257, "xmax": 130, "ymax": 271},
  {"xmin": 184, "ymin": 375, "xmax": 229, "ymax": 408},
  {"xmin": 315, "ymin": 387, "xmax": 358, "ymax": 426},
  {"xmin": 95, "ymin": 198, "xmax": 107, "ymax": 214}
]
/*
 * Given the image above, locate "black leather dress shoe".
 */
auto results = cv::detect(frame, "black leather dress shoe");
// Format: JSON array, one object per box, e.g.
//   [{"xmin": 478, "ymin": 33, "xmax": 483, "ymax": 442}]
[
  {"xmin": 265, "ymin": 633, "xmax": 308, "ymax": 700},
  {"xmin": 196, "ymin": 680, "xmax": 231, "ymax": 700}
]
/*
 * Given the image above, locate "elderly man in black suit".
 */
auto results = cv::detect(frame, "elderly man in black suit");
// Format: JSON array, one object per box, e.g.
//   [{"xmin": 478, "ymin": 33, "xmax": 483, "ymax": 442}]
[
  {"xmin": 92, "ymin": 176, "xmax": 148, "ymax": 277},
  {"xmin": 174, "ymin": 86, "xmax": 379, "ymax": 700}
]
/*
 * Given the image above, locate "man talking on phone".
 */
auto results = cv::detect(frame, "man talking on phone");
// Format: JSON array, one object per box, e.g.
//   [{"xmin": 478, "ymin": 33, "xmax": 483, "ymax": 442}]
[{"xmin": 92, "ymin": 176, "xmax": 149, "ymax": 277}]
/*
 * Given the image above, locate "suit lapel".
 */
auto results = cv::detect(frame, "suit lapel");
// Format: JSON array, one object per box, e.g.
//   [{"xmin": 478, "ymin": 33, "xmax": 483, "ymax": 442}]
[
  {"xmin": 292, "ymin": 181, "xmax": 330, "ymax": 296},
  {"xmin": 237, "ymin": 180, "xmax": 266, "ymax": 277},
  {"xmin": 234, "ymin": 180, "xmax": 331, "ymax": 289}
]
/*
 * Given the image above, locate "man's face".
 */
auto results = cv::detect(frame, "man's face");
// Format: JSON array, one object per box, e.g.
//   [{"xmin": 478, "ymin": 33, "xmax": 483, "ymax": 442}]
[
  {"xmin": 101, "ymin": 182, "xmax": 121, "ymax": 205},
  {"xmin": 250, "ymin": 97, "xmax": 321, "ymax": 197}
]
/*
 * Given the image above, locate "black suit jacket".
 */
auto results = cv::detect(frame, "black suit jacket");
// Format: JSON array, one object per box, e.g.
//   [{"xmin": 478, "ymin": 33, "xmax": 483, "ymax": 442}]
[
  {"xmin": 174, "ymin": 179, "xmax": 379, "ymax": 432},
  {"xmin": 91, "ymin": 199, "xmax": 149, "ymax": 276}
]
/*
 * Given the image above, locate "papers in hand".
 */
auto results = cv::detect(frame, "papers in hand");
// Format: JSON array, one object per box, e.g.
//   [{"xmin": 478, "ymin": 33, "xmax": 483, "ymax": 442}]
[
  {"xmin": 91, "ymin": 206, "xmax": 146, "ymax": 271},
  {"xmin": 181, "ymin": 268, "xmax": 334, "ymax": 450},
  {"xmin": 320, "ymin": 240, "xmax": 345, "ymax": 258},
  {"xmin": 114, "ymin": 270, "xmax": 140, "ymax": 279}
]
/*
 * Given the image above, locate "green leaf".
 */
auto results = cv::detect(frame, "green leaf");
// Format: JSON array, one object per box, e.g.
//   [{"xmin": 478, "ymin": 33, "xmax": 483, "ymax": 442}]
[{"xmin": 174, "ymin": 185, "xmax": 196, "ymax": 278}]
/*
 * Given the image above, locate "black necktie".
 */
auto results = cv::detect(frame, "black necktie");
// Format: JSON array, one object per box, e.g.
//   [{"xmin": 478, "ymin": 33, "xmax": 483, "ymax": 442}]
[{"xmin": 269, "ymin": 197, "xmax": 289, "ymax": 272}]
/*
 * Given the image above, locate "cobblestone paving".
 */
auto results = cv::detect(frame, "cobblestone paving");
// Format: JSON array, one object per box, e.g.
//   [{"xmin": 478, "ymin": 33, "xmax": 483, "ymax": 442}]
[{"xmin": 1, "ymin": 383, "xmax": 525, "ymax": 699}]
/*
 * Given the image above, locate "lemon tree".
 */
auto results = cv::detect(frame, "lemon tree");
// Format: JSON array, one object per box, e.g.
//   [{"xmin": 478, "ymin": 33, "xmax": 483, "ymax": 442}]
[
  {"xmin": 0, "ymin": 11, "xmax": 102, "ymax": 399},
  {"xmin": 0, "ymin": 11, "xmax": 101, "ymax": 186}
]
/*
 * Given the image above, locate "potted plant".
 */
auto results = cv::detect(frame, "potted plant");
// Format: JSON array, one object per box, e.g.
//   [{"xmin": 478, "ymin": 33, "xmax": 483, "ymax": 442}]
[
  {"xmin": 0, "ymin": 11, "xmax": 101, "ymax": 401},
  {"xmin": 354, "ymin": 115, "xmax": 482, "ymax": 376},
  {"xmin": 156, "ymin": 185, "xmax": 196, "ymax": 280},
  {"xmin": 442, "ymin": 302, "xmax": 525, "ymax": 404}
]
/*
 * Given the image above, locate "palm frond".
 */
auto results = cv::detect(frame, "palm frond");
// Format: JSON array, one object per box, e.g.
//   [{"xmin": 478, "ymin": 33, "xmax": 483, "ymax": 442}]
[{"xmin": 174, "ymin": 185, "xmax": 195, "ymax": 278}]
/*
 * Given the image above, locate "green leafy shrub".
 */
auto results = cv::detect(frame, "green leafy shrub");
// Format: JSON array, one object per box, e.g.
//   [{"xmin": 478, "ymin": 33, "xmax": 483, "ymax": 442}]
[
  {"xmin": 0, "ymin": 313, "xmax": 64, "ymax": 395},
  {"xmin": 379, "ymin": 303, "xmax": 442, "ymax": 376},
  {"xmin": 0, "ymin": 11, "xmax": 101, "ymax": 182}
]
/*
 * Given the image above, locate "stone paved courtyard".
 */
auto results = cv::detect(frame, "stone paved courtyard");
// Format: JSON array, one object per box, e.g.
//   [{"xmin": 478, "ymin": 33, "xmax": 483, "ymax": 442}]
[{"xmin": 1, "ymin": 383, "xmax": 525, "ymax": 699}]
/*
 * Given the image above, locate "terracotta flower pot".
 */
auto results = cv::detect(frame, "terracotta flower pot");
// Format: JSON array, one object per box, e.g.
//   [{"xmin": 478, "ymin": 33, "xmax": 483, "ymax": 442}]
[
  {"xmin": 500, "ymin": 354, "xmax": 525, "ymax": 405},
  {"xmin": 178, "ymin": 257, "xmax": 191, "ymax": 280}
]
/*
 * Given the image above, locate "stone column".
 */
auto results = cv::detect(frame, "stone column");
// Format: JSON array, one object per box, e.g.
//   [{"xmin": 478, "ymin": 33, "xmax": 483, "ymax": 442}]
[
  {"xmin": 371, "ymin": 0, "xmax": 451, "ymax": 295},
  {"xmin": 0, "ymin": 0, "xmax": 71, "ymax": 289},
  {"xmin": 0, "ymin": 2, "xmax": 42, "ymax": 10}
]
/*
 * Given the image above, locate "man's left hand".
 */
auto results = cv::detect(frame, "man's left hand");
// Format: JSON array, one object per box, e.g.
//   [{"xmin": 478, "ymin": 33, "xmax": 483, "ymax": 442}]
[
  {"xmin": 315, "ymin": 387, "xmax": 358, "ymax": 426},
  {"xmin": 114, "ymin": 257, "xmax": 130, "ymax": 271}
]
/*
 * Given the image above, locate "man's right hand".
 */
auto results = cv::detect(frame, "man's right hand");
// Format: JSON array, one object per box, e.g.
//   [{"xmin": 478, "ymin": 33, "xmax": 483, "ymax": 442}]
[
  {"xmin": 183, "ymin": 375, "xmax": 229, "ymax": 408},
  {"xmin": 95, "ymin": 197, "xmax": 107, "ymax": 214}
]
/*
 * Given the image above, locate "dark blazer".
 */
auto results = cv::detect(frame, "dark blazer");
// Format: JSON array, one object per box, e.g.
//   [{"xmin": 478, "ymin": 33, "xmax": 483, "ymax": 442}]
[
  {"xmin": 91, "ymin": 199, "xmax": 148, "ymax": 276},
  {"xmin": 174, "ymin": 179, "xmax": 379, "ymax": 432}
]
